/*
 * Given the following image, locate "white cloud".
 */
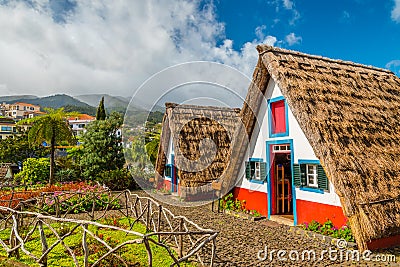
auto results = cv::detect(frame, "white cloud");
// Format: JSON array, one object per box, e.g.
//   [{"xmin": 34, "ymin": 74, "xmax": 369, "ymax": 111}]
[
  {"xmin": 285, "ymin": 32, "xmax": 302, "ymax": 46},
  {"xmin": 0, "ymin": 0, "xmax": 276, "ymax": 97},
  {"xmin": 282, "ymin": 0, "xmax": 293, "ymax": 10},
  {"xmin": 386, "ymin": 60, "xmax": 400, "ymax": 75},
  {"xmin": 392, "ymin": 0, "xmax": 400, "ymax": 22}
]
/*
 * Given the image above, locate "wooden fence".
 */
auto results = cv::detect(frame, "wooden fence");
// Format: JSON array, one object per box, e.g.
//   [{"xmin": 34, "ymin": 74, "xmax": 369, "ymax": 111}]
[{"xmin": 0, "ymin": 190, "xmax": 218, "ymax": 267}]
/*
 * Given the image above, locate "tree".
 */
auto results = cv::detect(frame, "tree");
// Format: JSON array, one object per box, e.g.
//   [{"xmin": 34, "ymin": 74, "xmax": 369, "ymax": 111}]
[
  {"xmin": 0, "ymin": 131, "xmax": 48, "ymax": 164},
  {"xmin": 96, "ymin": 96, "xmax": 106, "ymax": 120},
  {"xmin": 19, "ymin": 108, "xmax": 77, "ymax": 185},
  {"xmin": 80, "ymin": 112, "xmax": 125, "ymax": 179}
]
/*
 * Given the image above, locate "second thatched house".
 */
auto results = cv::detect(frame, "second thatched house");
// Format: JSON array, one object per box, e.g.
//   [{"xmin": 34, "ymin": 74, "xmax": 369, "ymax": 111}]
[
  {"xmin": 155, "ymin": 45, "xmax": 400, "ymax": 250},
  {"xmin": 155, "ymin": 103, "xmax": 241, "ymax": 200}
]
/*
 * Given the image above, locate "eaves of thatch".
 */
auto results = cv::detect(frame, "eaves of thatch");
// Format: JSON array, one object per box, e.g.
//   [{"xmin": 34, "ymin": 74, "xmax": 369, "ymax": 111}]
[
  {"xmin": 155, "ymin": 103, "xmax": 241, "ymax": 196},
  {"xmin": 252, "ymin": 45, "xmax": 400, "ymax": 250}
]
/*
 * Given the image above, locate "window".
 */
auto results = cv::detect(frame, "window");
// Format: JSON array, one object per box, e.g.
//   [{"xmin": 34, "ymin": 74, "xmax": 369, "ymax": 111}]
[
  {"xmin": 245, "ymin": 159, "xmax": 266, "ymax": 182},
  {"xmin": 306, "ymin": 164, "xmax": 318, "ymax": 187},
  {"xmin": 268, "ymin": 97, "xmax": 288, "ymax": 137},
  {"xmin": 293, "ymin": 161, "xmax": 329, "ymax": 191},
  {"xmin": 273, "ymin": 144, "xmax": 291, "ymax": 152},
  {"xmin": 164, "ymin": 165, "xmax": 172, "ymax": 178},
  {"xmin": 1, "ymin": 126, "xmax": 12, "ymax": 132}
]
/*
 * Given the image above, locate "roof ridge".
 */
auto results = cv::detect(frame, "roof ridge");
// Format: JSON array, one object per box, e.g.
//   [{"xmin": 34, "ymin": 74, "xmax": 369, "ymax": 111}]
[
  {"xmin": 257, "ymin": 44, "xmax": 394, "ymax": 75},
  {"xmin": 165, "ymin": 102, "xmax": 241, "ymax": 113}
]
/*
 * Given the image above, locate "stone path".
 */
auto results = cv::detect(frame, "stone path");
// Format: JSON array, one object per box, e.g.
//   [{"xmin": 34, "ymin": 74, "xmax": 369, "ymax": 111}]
[{"xmin": 140, "ymin": 190, "xmax": 400, "ymax": 267}]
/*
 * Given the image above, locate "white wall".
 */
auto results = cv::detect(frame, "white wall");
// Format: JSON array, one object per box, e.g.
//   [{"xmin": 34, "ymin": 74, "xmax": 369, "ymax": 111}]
[
  {"xmin": 163, "ymin": 135, "xmax": 174, "ymax": 181},
  {"xmin": 236, "ymin": 79, "xmax": 342, "ymax": 207}
]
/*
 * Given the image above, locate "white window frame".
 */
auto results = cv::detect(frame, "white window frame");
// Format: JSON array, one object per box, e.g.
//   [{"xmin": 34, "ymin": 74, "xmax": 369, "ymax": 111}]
[
  {"xmin": 253, "ymin": 161, "xmax": 261, "ymax": 180},
  {"xmin": 306, "ymin": 164, "xmax": 318, "ymax": 187},
  {"xmin": 272, "ymin": 144, "xmax": 291, "ymax": 153}
]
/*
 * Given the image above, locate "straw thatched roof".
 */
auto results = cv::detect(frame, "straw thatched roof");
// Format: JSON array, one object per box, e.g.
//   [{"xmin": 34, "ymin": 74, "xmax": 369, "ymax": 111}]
[
  {"xmin": 155, "ymin": 103, "xmax": 241, "ymax": 195},
  {"xmin": 249, "ymin": 45, "xmax": 400, "ymax": 250},
  {"xmin": 0, "ymin": 163, "xmax": 14, "ymax": 183}
]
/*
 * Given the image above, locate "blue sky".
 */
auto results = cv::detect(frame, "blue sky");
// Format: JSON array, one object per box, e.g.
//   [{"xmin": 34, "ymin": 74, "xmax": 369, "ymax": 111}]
[
  {"xmin": 215, "ymin": 0, "xmax": 400, "ymax": 69},
  {"xmin": 0, "ymin": 0, "xmax": 399, "ymax": 97}
]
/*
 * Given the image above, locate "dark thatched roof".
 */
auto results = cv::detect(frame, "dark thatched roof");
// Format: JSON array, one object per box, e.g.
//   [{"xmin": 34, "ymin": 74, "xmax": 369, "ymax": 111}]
[
  {"xmin": 251, "ymin": 45, "xmax": 400, "ymax": 250},
  {"xmin": 155, "ymin": 103, "xmax": 241, "ymax": 193},
  {"xmin": 0, "ymin": 163, "xmax": 13, "ymax": 181}
]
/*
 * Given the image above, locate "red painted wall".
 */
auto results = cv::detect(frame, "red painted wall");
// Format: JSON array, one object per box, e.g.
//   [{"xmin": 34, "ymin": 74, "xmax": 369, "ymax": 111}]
[
  {"xmin": 271, "ymin": 100, "xmax": 286, "ymax": 134},
  {"xmin": 233, "ymin": 187, "xmax": 268, "ymax": 216},
  {"xmin": 367, "ymin": 234, "xmax": 400, "ymax": 250},
  {"xmin": 296, "ymin": 199, "xmax": 347, "ymax": 227},
  {"xmin": 163, "ymin": 179, "xmax": 172, "ymax": 191}
]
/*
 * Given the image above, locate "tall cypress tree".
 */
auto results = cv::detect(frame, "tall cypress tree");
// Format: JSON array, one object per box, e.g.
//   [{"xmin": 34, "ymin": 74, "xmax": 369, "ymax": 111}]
[{"xmin": 96, "ymin": 96, "xmax": 106, "ymax": 120}]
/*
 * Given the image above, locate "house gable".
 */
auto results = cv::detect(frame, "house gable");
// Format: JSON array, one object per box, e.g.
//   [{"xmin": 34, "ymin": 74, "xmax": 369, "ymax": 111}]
[{"xmin": 254, "ymin": 44, "xmax": 400, "ymax": 250}]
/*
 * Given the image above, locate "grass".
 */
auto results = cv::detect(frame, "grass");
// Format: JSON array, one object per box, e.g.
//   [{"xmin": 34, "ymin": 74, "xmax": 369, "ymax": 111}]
[{"xmin": 0, "ymin": 218, "xmax": 198, "ymax": 267}]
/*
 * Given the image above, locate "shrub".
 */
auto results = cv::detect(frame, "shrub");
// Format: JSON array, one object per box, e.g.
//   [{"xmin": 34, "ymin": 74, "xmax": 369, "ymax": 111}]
[
  {"xmin": 96, "ymin": 168, "xmax": 135, "ymax": 190},
  {"xmin": 15, "ymin": 158, "xmax": 50, "ymax": 184},
  {"xmin": 302, "ymin": 220, "xmax": 355, "ymax": 242}
]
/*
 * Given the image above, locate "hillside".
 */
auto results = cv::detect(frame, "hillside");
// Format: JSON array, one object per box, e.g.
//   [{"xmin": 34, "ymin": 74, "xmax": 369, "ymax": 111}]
[
  {"xmin": 74, "ymin": 94, "xmax": 130, "ymax": 112},
  {"xmin": 1, "ymin": 94, "xmax": 97, "ymax": 115},
  {"xmin": 0, "ymin": 95, "xmax": 38, "ymax": 102}
]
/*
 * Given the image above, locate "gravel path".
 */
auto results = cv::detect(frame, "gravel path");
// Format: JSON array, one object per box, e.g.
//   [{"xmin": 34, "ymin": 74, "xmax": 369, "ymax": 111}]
[{"xmin": 136, "ymin": 190, "xmax": 400, "ymax": 267}]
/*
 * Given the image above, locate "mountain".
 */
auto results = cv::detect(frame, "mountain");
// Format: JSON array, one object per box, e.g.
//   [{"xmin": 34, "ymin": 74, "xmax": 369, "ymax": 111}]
[
  {"xmin": 0, "ymin": 95, "xmax": 38, "ymax": 103},
  {"xmin": 0, "ymin": 93, "xmax": 164, "ymax": 119},
  {"xmin": 75, "ymin": 94, "xmax": 129, "ymax": 108},
  {"xmin": 0, "ymin": 94, "xmax": 97, "ymax": 115},
  {"xmin": 28, "ymin": 94, "xmax": 94, "ymax": 109}
]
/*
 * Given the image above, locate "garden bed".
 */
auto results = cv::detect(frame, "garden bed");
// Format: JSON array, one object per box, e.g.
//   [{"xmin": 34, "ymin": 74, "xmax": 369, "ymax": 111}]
[
  {"xmin": 223, "ymin": 209, "xmax": 266, "ymax": 221},
  {"xmin": 289, "ymin": 226, "xmax": 357, "ymax": 248}
]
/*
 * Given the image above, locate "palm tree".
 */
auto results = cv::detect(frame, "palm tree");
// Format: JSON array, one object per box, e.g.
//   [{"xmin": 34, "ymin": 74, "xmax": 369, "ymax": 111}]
[{"xmin": 19, "ymin": 108, "xmax": 78, "ymax": 185}]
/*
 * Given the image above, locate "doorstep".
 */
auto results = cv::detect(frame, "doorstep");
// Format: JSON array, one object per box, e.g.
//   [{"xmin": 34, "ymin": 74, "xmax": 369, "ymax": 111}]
[{"xmin": 269, "ymin": 215, "xmax": 294, "ymax": 226}]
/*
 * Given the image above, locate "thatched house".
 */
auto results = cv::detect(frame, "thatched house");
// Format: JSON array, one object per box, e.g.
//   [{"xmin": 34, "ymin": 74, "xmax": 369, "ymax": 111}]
[
  {"xmin": 156, "ymin": 45, "xmax": 400, "ymax": 250},
  {"xmin": 155, "ymin": 103, "xmax": 241, "ymax": 200},
  {"xmin": 0, "ymin": 163, "xmax": 15, "ymax": 185}
]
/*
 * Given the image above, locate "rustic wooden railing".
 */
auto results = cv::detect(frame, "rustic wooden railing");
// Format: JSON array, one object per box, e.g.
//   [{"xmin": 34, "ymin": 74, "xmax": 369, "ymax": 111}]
[{"xmin": 0, "ymin": 190, "xmax": 218, "ymax": 267}]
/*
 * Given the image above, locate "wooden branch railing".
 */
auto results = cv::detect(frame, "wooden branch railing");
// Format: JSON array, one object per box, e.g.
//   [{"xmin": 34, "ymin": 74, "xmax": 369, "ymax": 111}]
[{"xmin": 0, "ymin": 190, "xmax": 218, "ymax": 267}]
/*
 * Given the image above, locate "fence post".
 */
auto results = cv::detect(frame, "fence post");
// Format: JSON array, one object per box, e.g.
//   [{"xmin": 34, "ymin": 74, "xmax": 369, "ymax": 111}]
[
  {"xmin": 82, "ymin": 224, "xmax": 89, "ymax": 267},
  {"xmin": 9, "ymin": 215, "xmax": 19, "ymax": 259},
  {"xmin": 55, "ymin": 197, "xmax": 60, "ymax": 218},
  {"xmin": 144, "ymin": 238, "xmax": 153, "ymax": 267},
  {"xmin": 38, "ymin": 220, "xmax": 48, "ymax": 267},
  {"xmin": 179, "ymin": 218, "xmax": 184, "ymax": 258},
  {"xmin": 146, "ymin": 199, "xmax": 151, "ymax": 232},
  {"xmin": 157, "ymin": 205, "xmax": 162, "ymax": 242}
]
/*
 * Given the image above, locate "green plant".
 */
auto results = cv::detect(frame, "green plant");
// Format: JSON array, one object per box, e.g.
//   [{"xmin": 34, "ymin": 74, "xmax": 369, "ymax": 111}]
[
  {"xmin": 42, "ymin": 190, "xmax": 121, "ymax": 215},
  {"xmin": 96, "ymin": 168, "xmax": 134, "ymax": 190},
  {"xmin": 302, "ymin": 220, "xmax": 354, "ymax": 242},
  {"xmin": 220, "ymin": 193, "xmax": 247, "ymax": 212},
  {"xmin": 248, "ymin": 209, "xmax": 262, "ymax": 217},
  {"xmin": 18, "ymin": 108, "xmax": 78, "ymax": 185},
  {"xmin": 15, "ymin": 157, "xmax": 50, "ymax": 184}
]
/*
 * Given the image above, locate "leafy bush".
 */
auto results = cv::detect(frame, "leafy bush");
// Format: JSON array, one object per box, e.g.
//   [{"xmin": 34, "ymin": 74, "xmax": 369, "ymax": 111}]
[
  {"xmin": 14, "ymin": 158, "xmax": 50, "ymax": 184},
  {"xmin": 302, "ymin": 220, "xmax": 354, "ymax": 242},
  {"xmin": 55, "ymin": 168, "xmax": 78, "ymax": 183},
  {"xmin": 0, "ymin": 181, "xmax": 98, "ymax": 208},
  {"xmin": 220, "ymin": 193, "xmax": 246, "ymax": 212},
  {"xmin": 42, "ymin": 192, "xmax": 121, "ymax": 214},
  {"xmin": 96, "ymin": 168, "xmax": 136, "ymax": 190}
]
